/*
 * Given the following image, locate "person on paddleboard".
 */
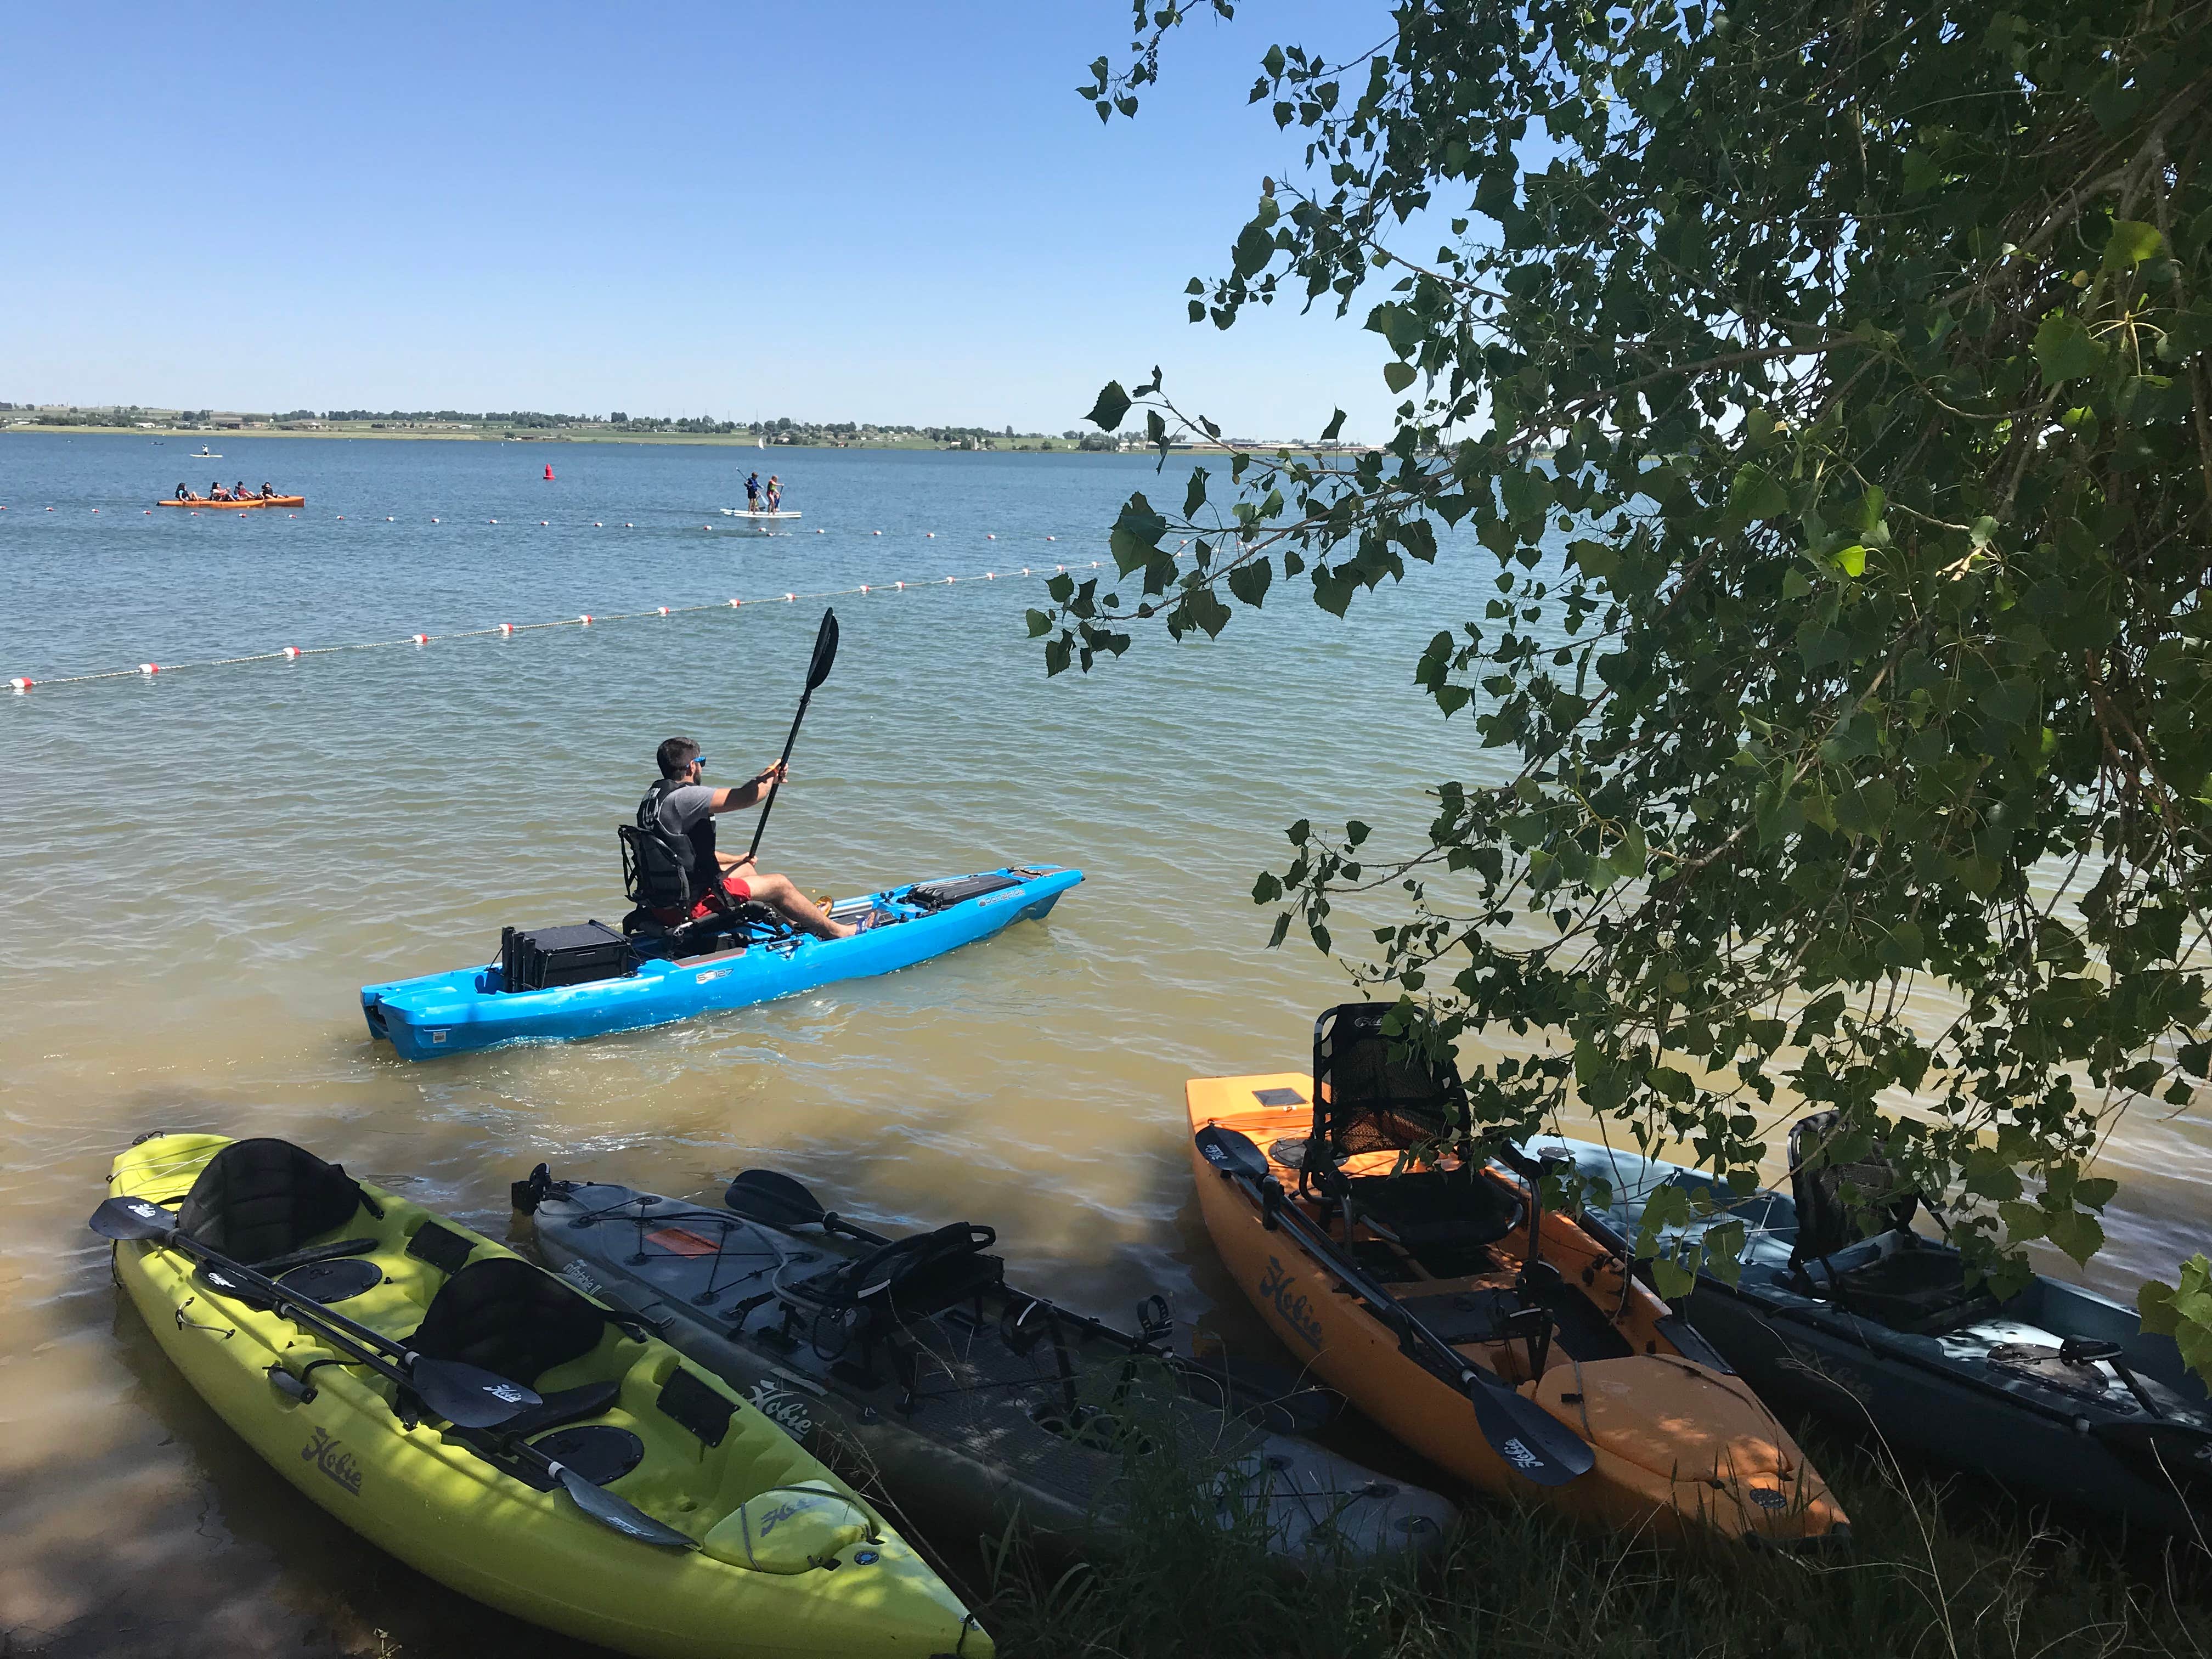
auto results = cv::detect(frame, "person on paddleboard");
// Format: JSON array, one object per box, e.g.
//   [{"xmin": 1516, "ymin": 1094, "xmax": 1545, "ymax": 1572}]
[
  {"xmin": 745, "ymin": 472, "xmax": 761, "ymax": 512},
  {"xmin": 765, "ymin": 475, "xmax": 781, "ymax": 512},
  {"xmin": 641, "ymin": 737, "xmax": 859, "ymax": 940}
]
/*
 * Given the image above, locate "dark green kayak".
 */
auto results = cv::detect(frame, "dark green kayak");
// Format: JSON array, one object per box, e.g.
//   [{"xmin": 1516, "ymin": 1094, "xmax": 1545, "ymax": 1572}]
[{"xmin": 1533, "ymin": 1128, "xmax": 2211, "ymax": 1532}]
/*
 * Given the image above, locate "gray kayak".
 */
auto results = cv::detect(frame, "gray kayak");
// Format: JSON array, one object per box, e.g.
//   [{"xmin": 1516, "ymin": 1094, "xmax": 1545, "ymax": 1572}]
[
  {"xmin": 1533, "ymin": 1133, "xmax": 2211, "ymax": 1532},
  {"xmin": 515, "ymin": 1165, "xmax": 1458, "ymax": 1564}
]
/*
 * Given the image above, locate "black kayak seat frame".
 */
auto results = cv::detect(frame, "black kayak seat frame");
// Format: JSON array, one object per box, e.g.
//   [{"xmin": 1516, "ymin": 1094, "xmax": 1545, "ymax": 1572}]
[
  {"xmin": 772, "ymin": 1223, "xmax": 1006, "ymax": 1406},
  {"xmin": 1300, "ymin": 1005, "xmax": 1559, "ymax": 1374},
  {"xmin": 1786, "ymin": 1111, "xmax": 1996, "ymax": 1334}
]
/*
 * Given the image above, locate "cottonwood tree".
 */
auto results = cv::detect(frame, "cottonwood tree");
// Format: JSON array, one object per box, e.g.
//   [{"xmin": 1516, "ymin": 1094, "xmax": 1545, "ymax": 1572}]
[{"xmin": 1036, "ymin": 0, "xmax": 2212, "ymax": 1364}]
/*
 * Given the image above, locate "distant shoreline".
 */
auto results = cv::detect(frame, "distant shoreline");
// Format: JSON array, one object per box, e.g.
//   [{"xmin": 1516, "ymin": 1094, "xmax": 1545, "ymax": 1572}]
[
  {"xmin": 0, "ymin": 424, "xmax": 1097, "ymax": 451},
  {"xmin": 0, "ymin": 423, "xmax": 1382, "ymax": 456}
]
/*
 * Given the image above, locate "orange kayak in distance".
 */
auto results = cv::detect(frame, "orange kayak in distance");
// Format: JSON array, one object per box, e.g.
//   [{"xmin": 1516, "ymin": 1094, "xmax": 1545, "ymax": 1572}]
[
  {"xmin": 158, "ymin": 496, "xmax": 304, "ymax": 509},
  {"xmin": 1186, "ymin": 1065, "xmax": 1851, "ymax": 1549}
]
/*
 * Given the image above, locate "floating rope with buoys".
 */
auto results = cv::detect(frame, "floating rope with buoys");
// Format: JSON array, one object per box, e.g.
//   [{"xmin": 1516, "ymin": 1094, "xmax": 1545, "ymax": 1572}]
[{"xmin": 7, "ymin": 559, "xmax": 1110, "ymax": 696}]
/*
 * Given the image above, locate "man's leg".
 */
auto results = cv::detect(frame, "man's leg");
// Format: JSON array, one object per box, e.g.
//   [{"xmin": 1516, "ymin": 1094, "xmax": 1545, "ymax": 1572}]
[{"xmin": 742, "ymin": 871, "xmax": 855, "ymax": 940}]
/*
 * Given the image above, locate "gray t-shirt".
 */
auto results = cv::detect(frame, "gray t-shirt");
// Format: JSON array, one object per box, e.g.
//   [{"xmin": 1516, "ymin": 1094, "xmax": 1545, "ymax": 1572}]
[{"xmin": 656, "ymin": 782, "xmax": 716, "ymax": 844}]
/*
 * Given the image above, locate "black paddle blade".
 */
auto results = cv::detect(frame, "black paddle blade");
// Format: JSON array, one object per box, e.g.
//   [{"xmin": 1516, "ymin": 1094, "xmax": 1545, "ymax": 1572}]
[
  {"xmin": 550, "ymin": 1461, "xmax": 698, "ymax": 1548},
  {"xmin": 1460, "ymin": 1371, "xmax": 1597, "ymax": 1486},
  {"xmin": 1194, "ymin": 1125, "xmax": 1272, "ymax": 1181},
  {"xmin": 804, "ymin": 608, "xmax": 839, "ymax": 691},
  {"xmin": 89, "ymin": 1195, "xmax": 177, "ymax": 1241},
  {"xmin": 724, "ymin": 1169, "xmax": 827, "ymax": 1229},
  {"xmin": 411, "ymin": 1356, "xmax": 543, "ymax": 1429}
]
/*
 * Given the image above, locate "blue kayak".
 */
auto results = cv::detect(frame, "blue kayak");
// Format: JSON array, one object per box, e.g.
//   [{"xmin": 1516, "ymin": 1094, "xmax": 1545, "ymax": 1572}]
[{"xmin": 362, "ymin": 864, "xmax": 1082, "ymax": 1062}]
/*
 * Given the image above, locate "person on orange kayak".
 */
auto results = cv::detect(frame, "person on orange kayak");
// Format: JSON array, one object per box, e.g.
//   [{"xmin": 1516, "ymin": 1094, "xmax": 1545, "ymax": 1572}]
[
  {"xmin": 210, "ymin": 481, "xmax": 230, "ymax": 501},
  {"xmin": 638, "ymin": 737, "xmax": 858, "ymax": 940},
  {"xmin": 175, "ymin": 482, "xmax": 194, "ymax": 501},
  {"xmin": 259, "ymin": 482, "xmax": 276, "ymax": 499}
]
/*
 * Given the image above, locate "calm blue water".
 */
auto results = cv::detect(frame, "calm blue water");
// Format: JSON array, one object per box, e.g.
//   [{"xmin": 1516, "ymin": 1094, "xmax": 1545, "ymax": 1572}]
[{"xmin": 2, "ymin": 432, "xmax": 2202, "ymax": 1655}]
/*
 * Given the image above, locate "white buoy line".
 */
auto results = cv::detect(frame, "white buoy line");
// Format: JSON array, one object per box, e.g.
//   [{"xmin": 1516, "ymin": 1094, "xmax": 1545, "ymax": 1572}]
[{"xmin": 7, "ymin": 555, "xmax": 1120, "ymax": 695}]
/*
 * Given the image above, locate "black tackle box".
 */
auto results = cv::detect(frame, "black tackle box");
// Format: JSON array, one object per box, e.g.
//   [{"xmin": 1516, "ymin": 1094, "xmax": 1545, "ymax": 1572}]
[{"xmin": 500, "ymin": 920, "xmax": 636, "ymax": 991}]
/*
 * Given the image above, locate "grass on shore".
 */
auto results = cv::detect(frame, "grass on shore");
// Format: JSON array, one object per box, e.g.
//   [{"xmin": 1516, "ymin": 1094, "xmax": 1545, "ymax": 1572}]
[{"xmin": 978, "ymin": 1423, "xmax": 2211, "ymax": 1659}]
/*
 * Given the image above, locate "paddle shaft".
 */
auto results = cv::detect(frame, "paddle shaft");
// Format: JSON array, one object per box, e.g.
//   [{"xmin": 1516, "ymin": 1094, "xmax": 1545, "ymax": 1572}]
[
  {"xmin": 158, "ymin": 1225, "xmax": 434, "ymax": 1370},
  {"xmin": 1215, "ymin": 1161, "xmax": 1547, "ymax": 1414},
  {"xmin": 743, "ymin": 690, "xmax": 814, "ymax": 861}
]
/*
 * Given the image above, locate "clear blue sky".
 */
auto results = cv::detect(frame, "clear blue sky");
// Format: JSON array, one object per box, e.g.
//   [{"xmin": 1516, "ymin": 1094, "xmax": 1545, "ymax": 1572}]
[{"xmin": 3, "ymin": 2, "xmax": 1406, "ymax": 440}]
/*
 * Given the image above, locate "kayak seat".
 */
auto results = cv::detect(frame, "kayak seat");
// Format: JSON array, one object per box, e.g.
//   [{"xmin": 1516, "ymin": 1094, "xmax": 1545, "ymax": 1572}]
[
  {"xmin": 778, "ymin": 1223, "xmax": 1003, "ymax": 1390},
  {"xmin": 1303, "ymin": 1005, "xmax": 1524, "ymax": 1264},
  {"xmin": 1787, "ymin": 1110, "xmax": 1920, "ymax": 1265},
  {"xmin": 175, "ymin": 1137, "xmax": 380, "ymax": 1266},
  {"xmin": 408, "ymin": 1256, "xmax": 618, "ymax": 1388},
  {"xmin": 1786, "ymin": 1111, "xmax": 1997, "ymax": 1332},
  {"xmin": 1825, "ymin": 1244, "xmax": 1996, "ymax": 1335},
  {"xmin": 1347, "ymin": 1168, "xmax": 1522, "ymax": 1253}
]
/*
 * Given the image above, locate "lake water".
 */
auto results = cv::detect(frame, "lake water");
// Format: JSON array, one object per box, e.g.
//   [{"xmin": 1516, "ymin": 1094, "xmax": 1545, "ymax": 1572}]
[{"xmin": 1, "ymin": 433, "xmax": 2203, "ymax": 1655}]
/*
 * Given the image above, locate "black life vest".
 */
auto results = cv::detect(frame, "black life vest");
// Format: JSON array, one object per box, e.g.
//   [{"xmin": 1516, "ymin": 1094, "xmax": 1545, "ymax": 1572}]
[{"xmin": 635, "ymin": 777, "xmax": 718, "ymax": 909}]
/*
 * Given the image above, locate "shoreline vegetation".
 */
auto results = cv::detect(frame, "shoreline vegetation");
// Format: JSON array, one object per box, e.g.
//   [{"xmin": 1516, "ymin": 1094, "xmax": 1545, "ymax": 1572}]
[
  {"xmin": 0, "ymin": 402, "xmax": 1387, "ymax": 455},
  {"xmin": 980, "ymin": 1418, "xmax": 2210, "ymax": 1659}
]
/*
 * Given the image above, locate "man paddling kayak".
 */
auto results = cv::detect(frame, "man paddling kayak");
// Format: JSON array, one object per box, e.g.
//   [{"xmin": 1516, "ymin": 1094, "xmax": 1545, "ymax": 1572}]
[{"xmin": 640, "ymin": 737, "xmax": 858, "ymax": 939}]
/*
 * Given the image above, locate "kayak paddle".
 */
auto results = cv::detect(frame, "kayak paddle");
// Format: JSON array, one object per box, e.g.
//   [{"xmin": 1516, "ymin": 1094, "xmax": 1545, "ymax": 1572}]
[
  {"xmin": 744, "ymin": 607, "xmax": 839, "ymax": 863},
  {"xmin": 95, "ymin": 1194, "xmax": 696, "ymax": 1548},
  {"xmin": 1192, "ymin": 1125, "xmax": 1596, "ymax": 1487},
  {"xmin": 498, "ymin": 1440, "xmax": 699, "ymax": 1548},
  {"xmin": 721, "ymin": 1167, "xmax": 1340, "ymax": 1435},
  {"xmin": 90, "ymin": 1195, "xmax": 537, "ymax": 1429}
]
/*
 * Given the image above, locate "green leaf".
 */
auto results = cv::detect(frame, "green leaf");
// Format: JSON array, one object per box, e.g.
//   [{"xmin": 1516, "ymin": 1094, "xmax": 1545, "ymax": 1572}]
[
  {"xmin": 2102, "ymin": 219, "xmax": 2164, "ymax": 269},
  {"xmin": 1085, "ymin": 381, "xmax": 1132, "ymax": 431},
  {"xmin": 1319, "ymin": 408, "xmax": 1347, "ymax": 443},
  {"xmin": 1383, "ymin": 360, "xmax": 1418, "ymax": 393},
  {"xmin": 1728, "ymin": 463, "xmax": 1789, "ymax": 522},
  {"xmin": 1227, "ymin": 558, "xmax": 1273, "ymax": 606},
  {"xmin": 1183, "ymin": 467, "xmax": 1209, "ymax": 518},
  {"xmin": 1832, "ymin": 543, "xmax": 1866, "ymax": 578},
  {"xmin": 2033, "ymin": 314, "xmax": 2108, "ymax": 385},
  {"xmin": 1650, "ymin": 1255, "xmax": 1697, "ymax": 1300}
]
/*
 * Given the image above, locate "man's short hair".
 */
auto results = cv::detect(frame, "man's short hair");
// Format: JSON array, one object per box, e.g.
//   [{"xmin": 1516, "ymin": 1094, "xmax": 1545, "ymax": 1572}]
[{"xmin": 657, "ymin": 736, "xmax": 700, "ymax": 778}]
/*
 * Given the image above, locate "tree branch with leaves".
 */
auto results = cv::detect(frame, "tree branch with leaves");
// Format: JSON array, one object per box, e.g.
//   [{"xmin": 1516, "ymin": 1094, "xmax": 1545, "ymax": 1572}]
[{"xmin": 1041, "ymin": 0, "xmax": 2212, "ymax": 1370}]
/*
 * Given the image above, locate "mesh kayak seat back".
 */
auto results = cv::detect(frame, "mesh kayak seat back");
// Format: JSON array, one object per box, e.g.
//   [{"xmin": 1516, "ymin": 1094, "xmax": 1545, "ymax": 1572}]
[
  {"xmin": 408, "ymin": 1256, "xmax": 624, "ymax": 1433},
  {"xmin": 1303, "ymin": 1004, "xmax": 1521, "ymax": 1255},
  {"xmin": 175, "ymin": 1138, "xmax": 377, "ymax": 1265},
  {"xmin": 1788, "ymin": 1111, "xmax": 1992, "ymax": 1333},
  {"xmin": 780, "ymin": 1223, "xmax": 1003, "ymax": 1391}
]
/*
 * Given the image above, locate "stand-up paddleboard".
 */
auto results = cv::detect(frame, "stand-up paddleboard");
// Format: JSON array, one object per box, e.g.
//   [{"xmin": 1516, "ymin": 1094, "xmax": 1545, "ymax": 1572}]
[{"xmin": 718, "ymin": 508, "xmax": 802, "ymax": 523}]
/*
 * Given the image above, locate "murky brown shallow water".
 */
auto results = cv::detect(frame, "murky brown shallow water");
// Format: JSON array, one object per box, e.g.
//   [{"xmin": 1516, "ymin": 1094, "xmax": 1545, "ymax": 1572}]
[{"xmin": 3, "ymin": 437, "xmax": 2203, "ymax": 1655}]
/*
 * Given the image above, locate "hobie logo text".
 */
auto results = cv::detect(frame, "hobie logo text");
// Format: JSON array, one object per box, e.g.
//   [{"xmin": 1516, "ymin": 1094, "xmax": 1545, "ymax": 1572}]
[
  {"xmin": 1255, "ymin": 1256, "xmax": 1325, "ymax": 1349},
  {"xmin": 301, "ymin": 1427, "xmax": 364, "ymax": 1496}
]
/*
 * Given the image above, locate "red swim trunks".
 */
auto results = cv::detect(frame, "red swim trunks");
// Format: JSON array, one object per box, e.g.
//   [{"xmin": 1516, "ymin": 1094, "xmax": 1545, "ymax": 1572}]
[{"xmin": 652, "ymin": 872, "xmax": 753, "ymax": 927}]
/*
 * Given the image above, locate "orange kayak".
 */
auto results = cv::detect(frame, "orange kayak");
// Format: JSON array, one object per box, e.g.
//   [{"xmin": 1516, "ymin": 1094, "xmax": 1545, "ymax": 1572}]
[
  {"xmin": 1186, "ymin": 1068, "xmax": 1850, "ymax": 1548},
  {"xmin": 158, "ymin": 496, "xmax": 303, "ymax": 509}
]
